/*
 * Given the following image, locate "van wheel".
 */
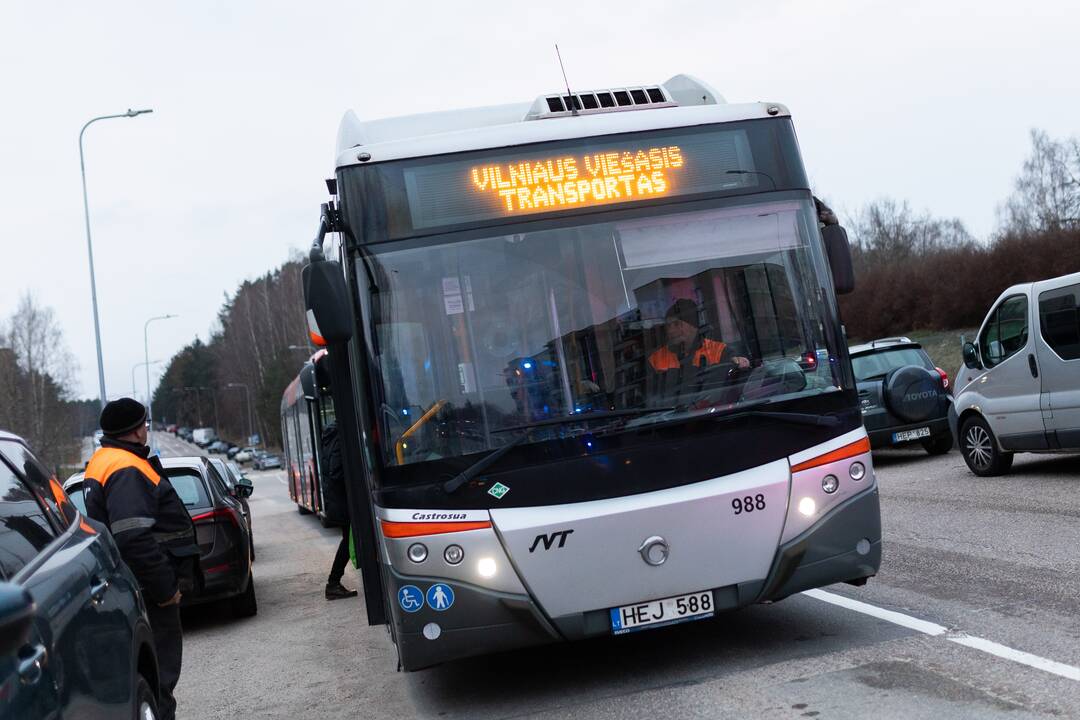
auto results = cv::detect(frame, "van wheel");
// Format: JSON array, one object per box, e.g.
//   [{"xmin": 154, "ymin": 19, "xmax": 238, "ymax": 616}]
[
  {"xmin": 135, "ymin": 674, "xmax": 159, "ymax": 720},
  {"xmin": 960, "ymin": 416, "xmax": 1014, "ymax": 476},
  {"xmin": 922, "ymin": 432, "xmax": 953, "ymax": 455},
  {"xmin": 232, "ymin": 575, "xmax": 258, "ymax": 618}
]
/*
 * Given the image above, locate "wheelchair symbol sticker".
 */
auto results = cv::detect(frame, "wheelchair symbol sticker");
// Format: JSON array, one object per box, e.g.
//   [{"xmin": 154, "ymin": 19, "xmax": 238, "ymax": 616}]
[
  {"xmin": 398, "ymin": 585, "xmax": 423, "ymax": 613},
  {"xmin": 426, "ymin": 583, "xmax": 455, "ymax": 611}
]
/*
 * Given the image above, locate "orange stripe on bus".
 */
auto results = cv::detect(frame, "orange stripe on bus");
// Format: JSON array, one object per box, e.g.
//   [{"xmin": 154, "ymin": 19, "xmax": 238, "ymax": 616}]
[
  {"xmin": 380, "ymin": 520, "xmax": 491, "ymax": 538},
  {"xmin": 790, "ymin": 437, "xmax": 871, "ymax": 473}
]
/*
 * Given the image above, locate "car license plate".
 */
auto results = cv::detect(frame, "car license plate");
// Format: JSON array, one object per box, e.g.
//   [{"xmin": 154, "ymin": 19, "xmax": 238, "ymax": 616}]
[
  {"xmin": 893, "ymin": 426, "xmax": 931, "ymax": 443},
  {"xmin": 610, "ymin": 591, "xmax": 714, "ymax": 635}
]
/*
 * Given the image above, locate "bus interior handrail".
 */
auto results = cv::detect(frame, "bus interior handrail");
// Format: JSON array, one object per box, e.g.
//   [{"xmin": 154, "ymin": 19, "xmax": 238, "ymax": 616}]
[{"xmin": 394, "ymin": 399, "xmax": 447, "ymax": 465}]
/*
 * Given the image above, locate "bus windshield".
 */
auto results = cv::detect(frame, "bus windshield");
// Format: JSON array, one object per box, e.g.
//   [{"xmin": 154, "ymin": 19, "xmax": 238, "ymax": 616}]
[{"xmin": 367, "ymin": 194, "xmax": 850, "ymax": 467}]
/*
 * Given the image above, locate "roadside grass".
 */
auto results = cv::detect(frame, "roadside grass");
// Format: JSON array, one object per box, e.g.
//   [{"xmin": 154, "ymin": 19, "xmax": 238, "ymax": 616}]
[{"xmin": 849, "ymin": 328, "xmax": 978, "ymax": 378}]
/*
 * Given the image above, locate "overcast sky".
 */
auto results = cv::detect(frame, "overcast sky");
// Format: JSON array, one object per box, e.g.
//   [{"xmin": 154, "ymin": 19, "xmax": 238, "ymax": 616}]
[{"xmin": 2, "ymin": 0, "xmax": 1078, "ymax": 403}]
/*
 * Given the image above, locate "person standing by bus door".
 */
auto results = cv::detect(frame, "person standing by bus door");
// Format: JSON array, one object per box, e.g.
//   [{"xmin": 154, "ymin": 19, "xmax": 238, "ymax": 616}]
[
  {"xmin": 84, "ymin": 398, "xmax": 199, "ymax": 720},
  {"xmin": 320, "ymin": 421, "xmax": 358, "ymax": 600}
]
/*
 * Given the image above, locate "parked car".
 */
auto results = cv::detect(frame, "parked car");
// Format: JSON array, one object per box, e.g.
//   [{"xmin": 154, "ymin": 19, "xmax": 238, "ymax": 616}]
[
  {"xmin": 177, "ymin": 427, "xmax": 193, "ymax": 442},
  {"xmin": 849, "ymin": 337, "xmax": 953, "ymax": 454},
  {"xmin": 207, "ymin": 440, "xmax": 230, "ymax": 454},
  {"xmin": 191, "ymin": 428, "xmax": 217, "ymax": 448},
  {"xmin": 208, "ymin": 457, "xmax": 256, "ymax": 557},
  {"xmin": 65, "ymin": 456, "xmax": 257, "ymax": 617},
  {"xmin": 233, "ymin": 446, "xmax": 256, "ymax": 464},
  {"xmin": 252, "ymin": 451, "xmax": 282, "ymax": 470},
  {"xmin": 166, "ymin": 424, "xmax": 178, "ymax": 434},
  {"xmin": 0, "ymin": 430, "xmax": 161, "ymax": 718},
  {"xmin": 226, "ymin": 445, "xmax": 242, "ymax": 459},
  {"xmin": 952, "ymin": 272, "xmax": 1080, "ymax": 476}
]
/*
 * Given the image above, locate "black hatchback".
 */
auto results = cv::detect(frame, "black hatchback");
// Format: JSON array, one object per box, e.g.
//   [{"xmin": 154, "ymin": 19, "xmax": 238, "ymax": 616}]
[
  {"xmin": 0, "ymin": 431, "xmax": 162, "ymax": 719},
  {"xmin": 850, "ymin": 337, "xmax": 953, "ymax": 454},
  {"xmin": 67, "ymin": 455, "xmax": 257, "ymax": 618}
]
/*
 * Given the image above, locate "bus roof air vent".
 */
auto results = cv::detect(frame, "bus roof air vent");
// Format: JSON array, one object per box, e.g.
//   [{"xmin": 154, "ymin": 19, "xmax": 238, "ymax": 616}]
[{"xmin": 524, "ymin": 75, "xmax": 724, "ymax": 121}]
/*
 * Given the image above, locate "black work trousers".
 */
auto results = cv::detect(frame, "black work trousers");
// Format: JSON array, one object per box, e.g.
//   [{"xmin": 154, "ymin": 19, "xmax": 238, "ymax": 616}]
[
  {"xmin": 146, "ymin": 602, "xmax": 183, "ymax": 720},
  {"xmin": 328, "ymin": 523, "xmax": 351, "ymax": 586}
]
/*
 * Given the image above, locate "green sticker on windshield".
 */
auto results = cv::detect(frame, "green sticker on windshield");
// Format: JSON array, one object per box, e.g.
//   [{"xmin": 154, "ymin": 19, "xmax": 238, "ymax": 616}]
[{"xmin": 487, "ymin": 482, "xmax": 510, "ymax": 500}]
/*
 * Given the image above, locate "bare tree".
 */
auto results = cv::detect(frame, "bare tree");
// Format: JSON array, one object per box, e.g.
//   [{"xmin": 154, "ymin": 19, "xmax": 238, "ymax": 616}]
[
  {"xmin": 998, "ymin": 129, "xmax": 1080, "ymax": 234},
  {"xmin": 1, "ymin": 293, "xmax": 80, "ymax": 463},
  {"xmin": 850, "ymin": 198, "xmax": 975, "ymax": 268}
]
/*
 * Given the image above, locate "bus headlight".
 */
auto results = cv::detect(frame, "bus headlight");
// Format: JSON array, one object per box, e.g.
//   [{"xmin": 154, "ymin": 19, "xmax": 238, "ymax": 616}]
[
  {"xmin": 798, "ymin": 497, "xmax": 817, "ymax": 516},
  {"xmin": 849, "ymin": 462, "xmax": 866, "ymax": 481},
  {"xmin": 477, "ymin": 557, "xmax": 497, "ymax": 578}
]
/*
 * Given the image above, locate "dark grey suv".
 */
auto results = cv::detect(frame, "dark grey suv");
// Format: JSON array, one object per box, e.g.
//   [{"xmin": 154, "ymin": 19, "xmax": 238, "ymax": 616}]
[
  {"xmin": 850, "ymin": 338, "xmax": 953, "ymax": 454},
  {"xmin": 0, "ymin": 431, "xmax": 161, "ymax": 718}
]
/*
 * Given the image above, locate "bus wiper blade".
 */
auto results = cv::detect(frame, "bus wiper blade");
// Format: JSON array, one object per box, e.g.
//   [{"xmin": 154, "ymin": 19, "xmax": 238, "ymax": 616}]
[
  {"xmin": 443, "ymin": 409, "xmax": 673, "ymax": 495},
  {"xmin": 443, "ymin": 432, "xmax": 532, "ymax": 494}
]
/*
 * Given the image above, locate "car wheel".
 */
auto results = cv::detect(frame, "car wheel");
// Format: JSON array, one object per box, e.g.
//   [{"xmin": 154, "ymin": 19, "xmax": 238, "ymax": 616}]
[
  {"xmin": 135, "ymin": 674, "xmax": 159, "ymax": 720},
  {"xmin": 232, "ymin": 574, "xmax": 258, "ymax": 618},
  {"xmin": 921, "ymin": 432, "xmax": 953, "ymax": 455},
  {"xmin": 960, "ymin": 416, "xmax": 1014, "ymax": 476}
]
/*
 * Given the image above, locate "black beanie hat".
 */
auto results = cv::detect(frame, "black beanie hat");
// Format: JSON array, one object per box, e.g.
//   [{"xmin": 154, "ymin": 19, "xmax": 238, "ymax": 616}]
[
  {"xmin": 100, "ymin": 398, "xmax": 148, "ymax": 437},
  {"xmin": 664, "ymin": 298, "xmax": 700, "ymax": 328}
]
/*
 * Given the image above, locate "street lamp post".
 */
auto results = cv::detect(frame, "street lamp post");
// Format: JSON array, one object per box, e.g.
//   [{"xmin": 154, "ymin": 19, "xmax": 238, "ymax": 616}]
[
  {"xmin": 227, "ymin": 383, "xmax": 253, "ymax": 445},
  {"xmin": 132, "ymin": 359, "xmax": 162, "ymax": 400},
  {"xmin": 79, "ymin": 108, "xmax": 153, "ymax": 408},
  {"xmin": 144, "ymin": 314, "xmax": 176, "ymax": 444}
]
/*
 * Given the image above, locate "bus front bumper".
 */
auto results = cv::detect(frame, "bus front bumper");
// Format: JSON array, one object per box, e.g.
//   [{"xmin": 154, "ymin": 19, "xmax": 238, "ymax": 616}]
[{"xmin": 388, "ymin": 486, "xmax": 881, "ymax": 670}]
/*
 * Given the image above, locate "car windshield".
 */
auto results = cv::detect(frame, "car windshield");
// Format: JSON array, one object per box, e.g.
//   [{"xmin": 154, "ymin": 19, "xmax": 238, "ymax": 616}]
[
  {"xmin": 164, "ymin": 468, "xmax": 211, "ymax": 507},
  {"xmin": 366, "ymin": 195, "xmax": 849, "ymax": 467},
  {"xmin": 851, "ymin": 348, "xmax": 933, "ymax": 381}
]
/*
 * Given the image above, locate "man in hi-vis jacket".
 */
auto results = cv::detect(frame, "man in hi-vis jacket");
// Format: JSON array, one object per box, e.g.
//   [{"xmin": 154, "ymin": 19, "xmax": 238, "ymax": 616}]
[{"xmin": 84, "ymin": 398, "xmax": 199, "ymax": 720}]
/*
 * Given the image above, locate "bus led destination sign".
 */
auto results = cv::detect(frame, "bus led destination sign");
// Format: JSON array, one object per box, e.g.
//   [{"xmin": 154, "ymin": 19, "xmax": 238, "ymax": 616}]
[{"xmin": 469, "ymin": 146, "xmax": 685, "ymax": 214}]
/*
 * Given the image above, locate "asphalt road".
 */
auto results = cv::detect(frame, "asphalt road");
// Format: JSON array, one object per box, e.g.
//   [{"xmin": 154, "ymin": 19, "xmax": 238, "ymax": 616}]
[{"xmin": 151, "ymin": 433, "xmax": 1080, "ymax": 719}]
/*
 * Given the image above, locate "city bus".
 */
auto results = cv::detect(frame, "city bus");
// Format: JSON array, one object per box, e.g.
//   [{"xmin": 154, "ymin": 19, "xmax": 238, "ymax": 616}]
[
  {"xmin": 301, "ymin": 74, "xmax": 880, "ymax": 670},
  {"xmin": 280, "ymin": 349, "xmax": 336, "ymax": 522}
]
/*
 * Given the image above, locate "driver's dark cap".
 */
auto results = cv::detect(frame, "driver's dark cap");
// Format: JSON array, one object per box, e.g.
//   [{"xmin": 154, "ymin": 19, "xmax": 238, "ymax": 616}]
[{"xmin": 664, "ymin": 299, "xmax": 700, "ymax": 327}]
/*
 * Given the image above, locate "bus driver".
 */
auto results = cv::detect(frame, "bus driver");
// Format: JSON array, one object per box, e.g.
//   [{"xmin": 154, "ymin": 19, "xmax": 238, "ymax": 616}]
[{"xmin": 647, "ymin": 299, "xmax": 750, "ymax": 400}]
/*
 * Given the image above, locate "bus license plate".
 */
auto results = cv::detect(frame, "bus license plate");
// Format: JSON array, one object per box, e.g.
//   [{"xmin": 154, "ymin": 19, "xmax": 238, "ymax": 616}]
[
  {"xmin": 893, "ymin": 426, "xmax": 931, "ymax": 443},
  {"xmin": 610, "ymin": 591, "xmax": 714, "ymax": 635}
]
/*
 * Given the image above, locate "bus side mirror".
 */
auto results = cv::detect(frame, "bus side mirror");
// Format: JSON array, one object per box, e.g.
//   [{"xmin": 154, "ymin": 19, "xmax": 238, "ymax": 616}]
[
  {"xmin": 962, "ymin": 342, "xmax": 981, "ymax": 369},
  {"xmin": 822, "ymin": 225, "xmax": 855, "ymax": 295},
  {"xmin": 303, "ymin": 260, "xmax": 354, "ymax": 345}
]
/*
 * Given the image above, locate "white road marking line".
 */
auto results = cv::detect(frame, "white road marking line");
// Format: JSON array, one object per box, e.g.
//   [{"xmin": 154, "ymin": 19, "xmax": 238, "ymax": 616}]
[
  {"xmin": 803, "ymin": 589, "xmax": 947, "ymax": 636},
  {"xmin": 948, "ymin": 634, "xmax": 1080, "ymax": 682},
  {"xmin": 804, "ymin": 589, "xmax": 1080, "ymax": 682}
]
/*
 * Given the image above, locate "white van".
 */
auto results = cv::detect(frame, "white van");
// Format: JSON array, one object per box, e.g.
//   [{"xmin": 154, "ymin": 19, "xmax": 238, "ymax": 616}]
[
  {"xmin": 191, "ymin": 427, "xmax": 217, "ymax": 448},
  {"xmin": 951, "ymin": 271, "xmax": 1080, "ymax": 475}
]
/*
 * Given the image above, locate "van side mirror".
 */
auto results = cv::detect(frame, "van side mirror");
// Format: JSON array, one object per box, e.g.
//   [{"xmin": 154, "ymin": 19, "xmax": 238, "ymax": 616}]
[
  {"xmin": 822, "ymin": 225, "xmax": 855, "ymax": 295},
  {"xmin": 0, "ymin": 582, "xmax": 36, "ymax": 656},
  {"xmin": 962, "ymin": 342, "xmax": 981, "ymax": 369},
  {"xmin": 303, "ymin": 261, "xmax": 354, "ymax": 345}
]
